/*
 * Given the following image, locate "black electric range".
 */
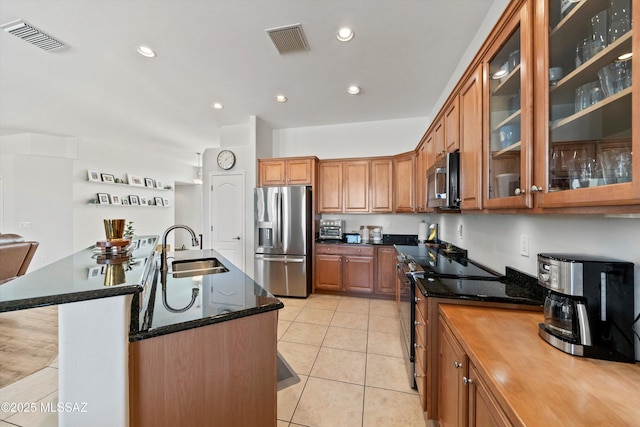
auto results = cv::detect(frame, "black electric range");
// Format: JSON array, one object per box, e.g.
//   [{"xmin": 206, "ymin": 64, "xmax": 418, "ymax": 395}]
[{"xmin": 394, "ymin": 243, "xmax": 542, "ymax": 389}]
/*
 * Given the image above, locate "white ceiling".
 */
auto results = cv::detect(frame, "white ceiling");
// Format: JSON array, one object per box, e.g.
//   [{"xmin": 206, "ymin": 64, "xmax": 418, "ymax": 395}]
[{"xmin": 0, "ymin": 0, "xmax": 498, "ymax": 161}]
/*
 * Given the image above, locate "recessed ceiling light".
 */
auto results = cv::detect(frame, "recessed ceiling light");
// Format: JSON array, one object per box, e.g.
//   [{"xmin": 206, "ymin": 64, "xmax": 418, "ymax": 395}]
[
  {"xmin": 617, "ymin": 52, "xmax": 633, "ymax": 61},
  {"xmin": 347, "ymin": 85, "xmax": 360, "ymax": 95},
  {"xmin": 136, "ymin": 45, "xmax": 156, "ymax": 58},
  {"xmin": 275, "ymin": 95, "xmax": 288, "ymax": 103},
  {"xmin": 212, "ymin": 102, "xmax": 224, "ymax": 109},
  {"xmin": 337, "ymin": 27, "xmax": 354, "ymax": 42}
]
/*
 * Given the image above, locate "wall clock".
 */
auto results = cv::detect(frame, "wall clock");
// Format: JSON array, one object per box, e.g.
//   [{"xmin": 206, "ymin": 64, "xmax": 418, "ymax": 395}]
[{"xmin": 217, "ymin": 150, "xmax": 236, "ymax": 170}]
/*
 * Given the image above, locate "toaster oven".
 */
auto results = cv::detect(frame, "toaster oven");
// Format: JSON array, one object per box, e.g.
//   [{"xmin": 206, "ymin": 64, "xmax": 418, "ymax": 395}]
[{"xmin": 318, "ymin": 220, "xmax": 344, "ymax": 240}]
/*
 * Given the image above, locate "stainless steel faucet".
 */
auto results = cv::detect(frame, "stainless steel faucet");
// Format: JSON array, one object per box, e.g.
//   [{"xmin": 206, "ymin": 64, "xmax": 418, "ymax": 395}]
[{"xmin": 160, "ymin": 224, "xmax": 199, "ymax": 272}]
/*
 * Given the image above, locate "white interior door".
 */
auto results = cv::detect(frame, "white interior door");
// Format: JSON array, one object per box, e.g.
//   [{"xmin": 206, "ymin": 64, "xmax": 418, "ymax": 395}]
[{"xmin": 210, "ymin": 173, "xmax": 245, "ymax": 270}]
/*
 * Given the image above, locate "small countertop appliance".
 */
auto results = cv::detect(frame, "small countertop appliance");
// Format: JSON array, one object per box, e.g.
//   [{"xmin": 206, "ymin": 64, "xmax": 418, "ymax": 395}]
[{"xmin": 537, "ymin": 253, "xmax": 636, "ymax": 363}]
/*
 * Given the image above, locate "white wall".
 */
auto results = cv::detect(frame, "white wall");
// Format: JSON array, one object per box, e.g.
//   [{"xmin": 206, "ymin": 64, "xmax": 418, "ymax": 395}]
[
  {"xmin": 1, "ymin": 133, "xmax": 203, "ymax": 270},
  {"xmin": 174, "ymin": 182, "xmax": 203, "ymax": 249},
  {"xmin": 428, "ymin": 0, "xmax": 510, "ymax": 122},
  {"xmin": 273, "ymin": 117, "xmax": 428, "ymax": 159}
]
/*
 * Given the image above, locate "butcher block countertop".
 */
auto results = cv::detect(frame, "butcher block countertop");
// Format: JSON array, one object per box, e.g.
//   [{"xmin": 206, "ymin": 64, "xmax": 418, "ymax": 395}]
[{"xmin": 439, "ymin": 304, "xmax": 640, "ymax": 427}]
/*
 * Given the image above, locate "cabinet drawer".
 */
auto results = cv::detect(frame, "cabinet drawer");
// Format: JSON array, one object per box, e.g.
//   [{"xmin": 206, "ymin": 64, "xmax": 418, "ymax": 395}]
[
  {"xmin": 415, "ymin": 288, "xmax": 428, "ymax": 320},
  {"xmin": 415, "ymin": 307, "xmax": 427, "ymax": 351},
  {"xmin": 315, "ymin": 244, "xmax": 374, "ymax": 256},
  {"xmin": 415, "ymin": 339, "xmax": 427, "ymax": 411}
]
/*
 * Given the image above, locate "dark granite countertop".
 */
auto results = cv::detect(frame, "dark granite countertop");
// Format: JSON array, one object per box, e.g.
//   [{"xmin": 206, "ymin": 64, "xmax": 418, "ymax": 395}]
[
  {"xmin": 394, "ymin": 242, "xmax": 543, "ymax": 306},
  {"xmin": 416, "ymin": 266, "xmax": 543, "ymax": 306},
  {"xmin": 130, "ymin": 248, "xmax": 283, "ymax": 341},
  {"xmin": 0, "ymin": 236, "xmax": 158, "ymax": 313},
  {"xmin": 0, "ymin": 237, "xmax": 283, "ymax": 342},
  {"xmin": 316, "ymin": 233, "xmax": 419, "ymax": 246}
]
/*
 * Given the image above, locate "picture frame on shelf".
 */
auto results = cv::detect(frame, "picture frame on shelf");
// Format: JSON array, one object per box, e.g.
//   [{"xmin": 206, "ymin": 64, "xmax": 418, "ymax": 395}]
[
  {"xmin": 163, "ymin": 197, "xmax": 170, "ymax": 207},
  {"xmin": 101, "ymin": 173, "xmax": 115, "ymax": 183},
  {"xmin": 154, "ymin": 196, "xmax": 164, "ymax": 206},
  {"xmin": 130, "ymin": 195, "xmax": 139, "ymax": 205},
  {"xmin": 144, "ymin": 178, "xmax": 154, "ymax": 188},
  {"xmin": 139, "ymin": 197, "xmax": 148, "ymax": 206},
  {"xmin": 97, "ymin": 193, "xmax": 110, "ymax": 204},
  {"xmin": 88, "ymin": 170, "xmax": 101, "ymax": 182},
  {"xmin": 155, "ymin": 179, "xmax": 164, "ymax": 189},
  {"xmin": 128, "ymin": 174, "xmax": 144, "ymax": 187},
  {"xmin": 122, "ymin": 198, "xmax": 130, "ymax": 206},
  {"xmin": 110, "ymin": 194, "xmax": 121, "ymax": 205}
]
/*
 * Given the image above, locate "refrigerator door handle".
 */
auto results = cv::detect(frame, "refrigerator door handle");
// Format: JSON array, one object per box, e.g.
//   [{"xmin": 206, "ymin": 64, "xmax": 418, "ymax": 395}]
[
  {"xmin": 255, "ymin": 255, "xmax": 305, "ymax": 263},
  {"xmin": 278, "ymin": 191, "xmax": 284, "ymax": 247}
]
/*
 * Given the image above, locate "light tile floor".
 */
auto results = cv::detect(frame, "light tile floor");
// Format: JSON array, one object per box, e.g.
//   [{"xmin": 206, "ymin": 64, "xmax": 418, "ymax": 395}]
[
  {"xmin": 277, "ymin": 294, "xmax": 432, "ymax": 427},
  {"xmin": 0, "ymin": 294, "xmax": 432, "ymax": 427}
]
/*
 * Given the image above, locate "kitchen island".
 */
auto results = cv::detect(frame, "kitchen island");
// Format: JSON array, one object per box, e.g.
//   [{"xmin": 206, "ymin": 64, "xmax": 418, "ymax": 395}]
[
  {"xmin": 438, "ymin": 304, "xmax": 640, "ymax": 426},
  {"xmin": 0, "ymin": 236, "xmax": 283, "ymax": 427}
]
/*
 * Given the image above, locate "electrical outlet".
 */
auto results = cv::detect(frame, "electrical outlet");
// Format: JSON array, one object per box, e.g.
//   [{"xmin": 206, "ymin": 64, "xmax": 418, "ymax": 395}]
[
  {"xmin": 520, "ymin": 235, "xmax": 529, "ymax": 257},
  {"xmin": 18, "ymin": 221, "xmax": 32, "ymax": 229},
  {"xmin": 458, "ymin": 224, "xmax": 463, "ymax": 239}
]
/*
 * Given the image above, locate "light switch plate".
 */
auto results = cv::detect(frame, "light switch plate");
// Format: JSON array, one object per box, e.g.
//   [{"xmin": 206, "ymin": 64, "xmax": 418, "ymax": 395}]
[{"xmin": 520, "ymin": 235, "xmax": 529, "ymax": 257}]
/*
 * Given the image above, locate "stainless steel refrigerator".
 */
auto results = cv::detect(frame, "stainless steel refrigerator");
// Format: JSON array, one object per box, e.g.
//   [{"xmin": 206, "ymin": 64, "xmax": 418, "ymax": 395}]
[{"xmin": 254, "ymin": 186, "xmax": 312, "ymax": 297}]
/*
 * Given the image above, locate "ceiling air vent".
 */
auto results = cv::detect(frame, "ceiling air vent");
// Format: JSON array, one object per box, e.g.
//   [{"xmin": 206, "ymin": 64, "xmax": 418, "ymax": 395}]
[
  {"xmin": 265, "ymin": 23, "xmax": 309, "ymax": 54},
  {"xmin": 0, "ymin": 19, "xmax": 67, "ymax": 52}
]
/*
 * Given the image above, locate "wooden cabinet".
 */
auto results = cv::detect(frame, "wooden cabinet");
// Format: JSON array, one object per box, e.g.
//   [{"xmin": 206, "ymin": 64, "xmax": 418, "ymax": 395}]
[
  {"xmin": 393, "ymin": 152, "xmax": 415, "ymax": 212},
  {"xmin": 129, "ymin": 311, "xmax": 278, "ymax": 427},
  {"xmin": 314, "ymin": 244, "xmax": 374, "ymax": 294},
  {"xmin": 532, "ymin": 0, "xmax": 639, "ymax": 208},
  {"xmin": 258, "ymin": 157, "xmax": 316, "ymax": 187},
  {"xmin": 433, "ymin": 119, "xmax": 446, "ymax": 163},
  {"xmin": 318, "ymin": 161, "xmax": 343, "ymax": 212},
  {"xmin": 318, "ymin": 158, "xmax": 394, "ymax": 213},
  {"xmin": 344, "ymin": 161, "xmax": 370, "ymax": 212},
  {"xmin": 370, "ymin": 159, "xmax": 393, "ymax": 212},
  {"xmin": 445, "ymin": 96, "xmax": 460, "ymax": 153},
  {"xmin": 414, "ymin": 290, "xmax": 429, "ymax": 410},
  {"xmin": 314, "ymin": 253, "xmax": 343, "ymax": 291},
  {"xmin": 468, "ymin": 362, "xmax": 511, "ymax": 427},
  {"xmin": 439, "ymin": 318, "xmax": 468, "ymax": 427},
  {"xmin": 375, "ymin": 246, "xmax": 397, "ymax": 295},
  {"xmin": 483, "ymin": 0, "xmax": 534, "ymax": 209},
  {"xmin": 460, "ymin": 64, "xmax": 484, "ymax": 211}
]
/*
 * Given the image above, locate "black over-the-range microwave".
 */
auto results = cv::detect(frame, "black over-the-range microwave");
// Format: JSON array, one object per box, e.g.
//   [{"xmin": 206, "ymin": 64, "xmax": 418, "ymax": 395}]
[{"xmin": 426, "ymin": 151, "xmax": 460, "ymax": 210}]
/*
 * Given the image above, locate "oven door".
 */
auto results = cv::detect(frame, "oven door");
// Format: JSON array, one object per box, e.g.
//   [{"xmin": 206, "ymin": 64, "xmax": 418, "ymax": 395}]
[{"xmin": 397, "ymin": 263, "xmax": 416, "ymax": 389}]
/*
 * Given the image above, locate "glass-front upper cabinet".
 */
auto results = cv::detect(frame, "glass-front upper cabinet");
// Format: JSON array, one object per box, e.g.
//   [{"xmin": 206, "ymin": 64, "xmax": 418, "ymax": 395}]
[
  {"xmin": 534, "ymin": 0, "xmax": 638, "ymax": 207},
  {"xmin": 484, "ymin": 0, "xmax": 534, "ymax": 208}
]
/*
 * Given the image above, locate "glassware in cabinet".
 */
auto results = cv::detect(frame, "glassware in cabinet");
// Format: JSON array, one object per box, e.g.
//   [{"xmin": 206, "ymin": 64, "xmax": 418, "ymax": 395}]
[
  {"xmin": 544, "ymin": 0, "xmax": 634, "ymax": 198},
  {"xmin": 485, "ymin": 0, "xmax": 533, "ymax": 208}
]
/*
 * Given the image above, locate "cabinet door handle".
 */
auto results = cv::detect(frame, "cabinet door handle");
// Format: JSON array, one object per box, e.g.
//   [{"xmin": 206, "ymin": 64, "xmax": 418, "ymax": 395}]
[
  {"xmin": 414, "ymin": 342, "xmax": 422, "ymax": 349},
  {"xmin": 514, "ymin": 187, "xmax": 525, "ymax": 196},
  {"xmin": 531, "ymin": 185, "xmax": 542, "ymax": 193},
  {"xmin": 232, "ymin": 236, "xmax": 241, "ymax": 240},
  {"xmin": 454, "ymin": 361, "xmax": 462, "ymax": 369},
  {"xmin": 414, "ymin": 296, "xmax": 421, "ymax": 303},
  {"xmin": 414, "ymin": 372, "xmax": 424, "ymax": 379},
  {"xmin": 463, "ymin": 376, "xmax": 473, "ymax": 385},
  {"xmin": 414, "ymin": 320, "xmax": 422, "ymax": 326}
]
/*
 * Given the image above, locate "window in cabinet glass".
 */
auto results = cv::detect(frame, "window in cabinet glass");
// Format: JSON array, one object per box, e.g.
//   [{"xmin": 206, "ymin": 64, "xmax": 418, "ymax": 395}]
[
  {"xmin": 488, "ymin": 27, "xmax": 522, "ymax": 199},
  {"xmin": 547, "ymin": 0, "xmax": 632, "ymax": 192}
]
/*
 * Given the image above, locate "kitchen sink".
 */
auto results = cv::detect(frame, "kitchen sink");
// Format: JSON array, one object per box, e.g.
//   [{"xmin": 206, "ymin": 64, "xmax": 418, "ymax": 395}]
[{"xmin": 171, "ymin": 258, "xmax": 229, "ymax": 278}]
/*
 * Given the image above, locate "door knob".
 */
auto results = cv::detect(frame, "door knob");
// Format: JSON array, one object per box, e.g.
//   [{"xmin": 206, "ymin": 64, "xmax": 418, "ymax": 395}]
[{"xmin": 232, "ymin": 236, "xmax": 241, "ymax": 240}]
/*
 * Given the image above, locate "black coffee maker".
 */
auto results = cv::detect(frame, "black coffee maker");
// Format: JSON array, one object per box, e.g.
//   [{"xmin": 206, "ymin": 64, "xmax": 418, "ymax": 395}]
[{"xmin": 537, "ymin": 253, "xmax": 636, "ymax": 363}]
